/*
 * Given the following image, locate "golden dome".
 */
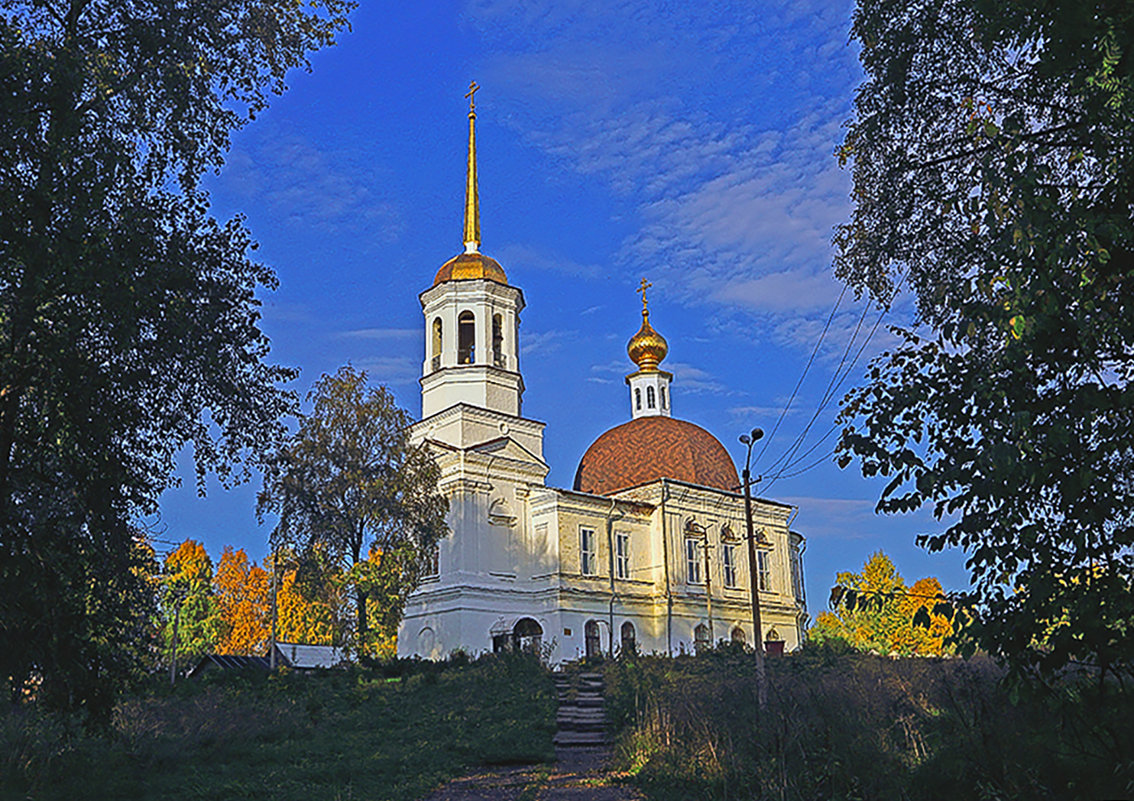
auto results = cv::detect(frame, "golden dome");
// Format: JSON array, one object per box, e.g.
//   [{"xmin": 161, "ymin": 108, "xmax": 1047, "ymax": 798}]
[
  {"xmin": 433, "ymin": 252, "xmax": 508, "ymax": 286},
  {"xmin": 627, "ymin": 315, "xmax": 668, "ymax": 371}
]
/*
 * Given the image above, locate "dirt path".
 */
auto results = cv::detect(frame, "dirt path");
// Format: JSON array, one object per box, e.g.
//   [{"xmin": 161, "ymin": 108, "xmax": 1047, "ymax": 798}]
[{"xmin": 419, "ymin": 745, "xmax": 642, "ymax": 800}]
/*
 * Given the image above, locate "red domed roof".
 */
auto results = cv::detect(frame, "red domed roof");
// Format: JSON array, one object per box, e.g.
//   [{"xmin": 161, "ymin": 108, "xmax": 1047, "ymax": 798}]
[{"xmin": 574, "ymin": 416, "xmax": 739, "ymax": 496}]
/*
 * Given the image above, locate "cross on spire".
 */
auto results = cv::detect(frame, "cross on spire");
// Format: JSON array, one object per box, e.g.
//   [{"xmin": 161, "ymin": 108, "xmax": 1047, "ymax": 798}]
[
  {"xmin": 465, "ymin": 80, "xmax": 480, "ymax": 113},
  {"xmin": 637, "ymin": 277, "xmax": 653, "ymax": 317}
]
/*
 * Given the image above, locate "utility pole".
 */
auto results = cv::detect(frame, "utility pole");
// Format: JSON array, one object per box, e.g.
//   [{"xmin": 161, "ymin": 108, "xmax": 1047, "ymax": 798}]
[
  {"xmin": 169, "ymin": 593, "xmax": 182, "ymax": 686},
  {"xmin": 269, "ymin": 549, "xmax": 278, "ymax": 670},
  {"xmin": 740, "ymin": 427, "xmax": 768, "ymax": 709}
]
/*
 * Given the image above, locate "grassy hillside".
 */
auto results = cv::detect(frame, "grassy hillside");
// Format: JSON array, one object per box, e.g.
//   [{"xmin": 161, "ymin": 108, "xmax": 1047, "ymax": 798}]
[
  {"xmin": 605, "ymin": 646, "xmax": 1134, "ymax": 801},
  {"xmin": 2, "ymin": 653, "xmax": 555, "ymax": 801}
]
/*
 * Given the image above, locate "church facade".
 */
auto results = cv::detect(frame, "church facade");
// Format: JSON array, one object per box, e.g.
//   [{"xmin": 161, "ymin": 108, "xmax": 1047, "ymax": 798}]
[{"xmin": 397, "ymin": 87, "xmax": 808, "ymax": 662}]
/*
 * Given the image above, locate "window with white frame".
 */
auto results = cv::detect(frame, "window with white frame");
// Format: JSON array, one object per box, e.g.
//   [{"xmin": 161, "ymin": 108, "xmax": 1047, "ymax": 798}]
[
  {"xmin": 757, "ymin": 549, "xmax": 772, "ymax": 592},
  {"xmin": 685, "ymin": 538, "xmax": 702, "ymax": 584},
  {"xmin": 722, "ymin": 543, "xmax": 737, "ymax": 588},
  {"xmin": 580, "ymin": 527, "xmax": 597, "ymax": 576},
  {"xmin": 615, "ymin": 533, "xmax": 630, "ymax": 579},
  {"xmin": 425, "ymin": 543, "xmax": 440, "ymax": 577}
]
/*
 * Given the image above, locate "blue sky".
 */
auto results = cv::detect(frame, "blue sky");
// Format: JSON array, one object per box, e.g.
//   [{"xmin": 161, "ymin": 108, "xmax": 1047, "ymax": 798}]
[{"xmin": 155, "ymin": 0, "xmax": 971, "ymax": 610}]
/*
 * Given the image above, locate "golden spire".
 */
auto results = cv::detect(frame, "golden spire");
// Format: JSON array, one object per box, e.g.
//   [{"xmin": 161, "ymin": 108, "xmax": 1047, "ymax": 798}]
[
  {"xmin": 463, "ymin": 80, "xmax": 480, "ymax": 253},
  {"xmin": 627, "ymin": 277, "xmax": 668, "ymax": 371}
]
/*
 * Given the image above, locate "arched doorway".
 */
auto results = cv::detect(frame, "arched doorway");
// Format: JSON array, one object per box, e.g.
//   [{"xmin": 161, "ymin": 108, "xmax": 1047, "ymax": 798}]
[
  {"xmin": 620, "ymin": 621, "xmax": 636, "ymax": 657},
  {"xmin": 584, "ymin": 620, "xmax": 601, "ymax": 659},
  {"xmin": 694, "ymin": 623, "xmax": 710, "ymax": 654},
  {"xmin": 513, "ymin": 618, "xmax": 542, "ymax": 653}
]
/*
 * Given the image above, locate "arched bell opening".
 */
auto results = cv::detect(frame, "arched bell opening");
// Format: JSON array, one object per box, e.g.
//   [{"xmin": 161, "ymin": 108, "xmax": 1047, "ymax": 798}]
[
  {"xmin": 458, "ymin": 311, "xmax": 476, "ymax": 364},
  {"xmin": 431, "ymin": 317, "xmax": 443, "ymax": 371},
  {"xmin": 492, "ymin": 313, "xmax": 504, "ymax": 368}
]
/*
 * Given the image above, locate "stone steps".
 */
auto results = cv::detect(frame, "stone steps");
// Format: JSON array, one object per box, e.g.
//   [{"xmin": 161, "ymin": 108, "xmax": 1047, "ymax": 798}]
[{"xmin": 553, "ymin": 671, "xmax": 608, "ymax": 747}]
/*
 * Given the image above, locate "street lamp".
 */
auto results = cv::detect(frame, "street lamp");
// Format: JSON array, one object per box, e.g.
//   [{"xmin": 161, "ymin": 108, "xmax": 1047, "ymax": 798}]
[{"xmin": 739, "ymin": 427, "xmax": 768, "ymax": 709}]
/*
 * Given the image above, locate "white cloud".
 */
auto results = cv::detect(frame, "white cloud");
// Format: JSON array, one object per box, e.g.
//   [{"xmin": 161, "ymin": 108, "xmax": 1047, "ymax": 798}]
[{"xmin": 335, "ymin": 328, "xmax": 418, "ymax": 340}]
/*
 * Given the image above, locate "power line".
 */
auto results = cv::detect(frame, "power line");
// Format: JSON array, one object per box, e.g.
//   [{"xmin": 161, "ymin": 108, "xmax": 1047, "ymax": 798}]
[
  {"xmin": 761, "ymin": 294, "xmax": 873, "ymax": 480},
  {"xmin": 759, "ymin": 271, "xmax": 909, "ymax": 493},
  {"xmin": 751, "ymin": 283, "xmax": 847, "ymax": 468}
]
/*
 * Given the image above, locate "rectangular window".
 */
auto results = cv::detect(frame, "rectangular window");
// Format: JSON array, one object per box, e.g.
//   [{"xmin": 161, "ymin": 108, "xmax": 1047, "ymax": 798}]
[
  {"xmin": 425, "ymin": 544, "xmax": 440, "ymax": 577},
  {"xmin": 686, "ymin": 538, "xmax": 702, "ymax": 584},
  {"xmin": 757, "ymin": 550, "xmax": 772, "ymax": 592},
  {"xmin": 722, "ymin": 544, "xmax": 737, "ymax": 588},
  {"xmin": 615, "ymin": 533, "xmax": 630, "ymax": 580},
  {"xmin": 580, "ymin": 528, "xmax": 597, "ymax": 576}
]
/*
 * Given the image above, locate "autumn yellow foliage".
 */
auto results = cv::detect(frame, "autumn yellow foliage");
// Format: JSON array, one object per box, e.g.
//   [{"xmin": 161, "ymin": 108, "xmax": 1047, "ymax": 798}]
[
  {"xmin": 214, "ymin": 547, "xmax": 271, "ymax": 655},
  {"xmin": 810, "ymin": 552, "xmax": 955, "ymax": 656}
]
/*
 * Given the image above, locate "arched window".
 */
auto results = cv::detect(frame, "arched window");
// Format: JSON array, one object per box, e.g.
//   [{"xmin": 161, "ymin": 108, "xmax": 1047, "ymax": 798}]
[
  {"xmin": 492, "ymin": 313, "xmax": 504, "ymax": 368},
  {"xmin": 585, "ymin": 620, "xmax": 602, "ymax": 659},
  {"xmin": 647, "ymin": 386, "xmax": 656, "ymax": 408},
  {"xmin": 731, "ymin": 626, "xmax": 746, "ymax": 645},
  {"xmin": 694, "ymin": 623, "xmax": 710, "ymax": 654},
  {"xmin": 458, "ymin": 311, "xmax": 475, "ymax": 364},
  {"xmin": 660, "ymin": 386, "xmax": 667, "ymax": 409},
  {"xmin": 634, "ymin": 388, "xmax": 642, "ymax": 410},
  {"xmin": 620, "ymin": 621, "xmax": 636, "ymax": 657}
]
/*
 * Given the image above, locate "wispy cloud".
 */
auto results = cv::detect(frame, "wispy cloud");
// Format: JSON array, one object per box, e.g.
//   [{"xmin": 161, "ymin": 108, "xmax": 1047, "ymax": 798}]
[
  {"xmin": 522, "ymin": 330, "xmax": 573, "ymax": 356},
  {"xmin": 335, "ymin": 328, "xmax": 418, "ymax": 340},
  {"xmin": 469, "ymin": 0, "xmax": 864, "ymax": 351},
  {"xmin": 220, "ymin": 126, "xmax": 403, "ymax": 242},
  {"xmin": 355, "ymin": 356, "xmax": 420, "ymax": 385},
  {"xmin": 495, "ymin": 243, "xmax": 604, "ymax": 278}
]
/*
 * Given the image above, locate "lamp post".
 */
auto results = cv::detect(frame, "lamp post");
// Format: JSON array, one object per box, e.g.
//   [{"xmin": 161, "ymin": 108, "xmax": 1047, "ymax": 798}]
[{"xmin": 739, "ymin": 427, "xmax": 768, "ymax": 709}]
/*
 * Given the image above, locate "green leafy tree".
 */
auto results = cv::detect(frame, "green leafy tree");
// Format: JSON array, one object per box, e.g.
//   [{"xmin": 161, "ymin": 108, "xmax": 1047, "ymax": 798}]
[
  {"xmin": 162, "ymin": 539, "xmax": 220, "ymax": 666},
  {"xmin": 258, "ymin": 366, "xmax": 449, "ymax": 657},
  {"xmin": 835, "ymin": 0, "xmax": 1134, "ymax": 679},
  {"xmin": 0, "ymin": 1, "xmax": 353, "ymax": 714}
]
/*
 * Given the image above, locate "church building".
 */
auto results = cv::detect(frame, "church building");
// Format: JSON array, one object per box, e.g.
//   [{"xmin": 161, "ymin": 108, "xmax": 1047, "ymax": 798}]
[{"xmin": 397, "ymin": 85, "xmax": 808, "ymax": 661}]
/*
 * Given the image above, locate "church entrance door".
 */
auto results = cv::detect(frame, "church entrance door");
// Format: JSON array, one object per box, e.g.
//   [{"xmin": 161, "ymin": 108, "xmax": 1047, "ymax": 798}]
[{"xmin": 513, "ymin": 618, "xmax": 542, "ymax": 653}]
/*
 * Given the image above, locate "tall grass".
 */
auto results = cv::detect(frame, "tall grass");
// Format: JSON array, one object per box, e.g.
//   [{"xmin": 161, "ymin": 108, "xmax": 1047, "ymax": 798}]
[
  {"xmin": 605, "ymin": 645, "xmax": 1134, "ymax": 800},
  {"xmin": 1, "ymin": 652, "xmax": 555, "ymax": 801}
]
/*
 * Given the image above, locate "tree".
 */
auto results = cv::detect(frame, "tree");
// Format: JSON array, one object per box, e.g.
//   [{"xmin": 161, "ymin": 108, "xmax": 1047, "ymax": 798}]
[
  {"xmin": 0, "ymin": 1, "xmax": 353, "ymax": 712},
  {"xmin": 214, "ymin": 546, "xmax": 270, "ymax": 656},
  {"xmin": 163, "ymin": 540, "xmax": 220, "ymax": 666},
  {"xmin": 258, "ymin": 366, "xmax": 449, "ymax": 656},
  {"xmin": 834, "ymin": 0, "xmax": 1134, "ymax": 679},
  {"xmin": 811, "ymin": 552, "xmax": 955, "ymax": 656},
  {"xmin": 275, "ymin": 561, "xmax": 339, "ymax": 647}
]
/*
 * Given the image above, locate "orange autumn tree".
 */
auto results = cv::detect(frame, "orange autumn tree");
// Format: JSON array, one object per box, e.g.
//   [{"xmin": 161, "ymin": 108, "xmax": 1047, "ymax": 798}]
[{"xmin": 214, "ymin": 547, "xmax": 271, "ymax": 655}]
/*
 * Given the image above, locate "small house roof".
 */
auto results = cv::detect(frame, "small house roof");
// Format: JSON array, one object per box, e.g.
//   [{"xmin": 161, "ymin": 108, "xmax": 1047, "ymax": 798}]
[{"xmin": 274, "ymin": 642, "xmax": 348, "ymax": 669}]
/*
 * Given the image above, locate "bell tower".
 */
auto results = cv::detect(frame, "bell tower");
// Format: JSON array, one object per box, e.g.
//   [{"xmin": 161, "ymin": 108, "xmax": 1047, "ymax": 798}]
[{"xmin": 420, "ymin": 82, "xmax": 525, "ymax": 419}]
